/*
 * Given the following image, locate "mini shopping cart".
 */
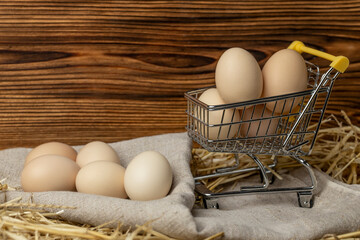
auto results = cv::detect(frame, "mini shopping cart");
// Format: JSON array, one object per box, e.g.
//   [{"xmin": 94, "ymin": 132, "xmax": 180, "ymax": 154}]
[{"xmin": 185, "ymin": 41, "xmax": 349, "ymax": 208}]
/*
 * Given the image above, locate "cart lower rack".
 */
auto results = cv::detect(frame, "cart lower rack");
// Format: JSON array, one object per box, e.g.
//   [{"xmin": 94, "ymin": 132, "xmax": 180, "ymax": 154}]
[{"xmin": 185, "ymin": 41, "xmax": 349, "ymax": 208}]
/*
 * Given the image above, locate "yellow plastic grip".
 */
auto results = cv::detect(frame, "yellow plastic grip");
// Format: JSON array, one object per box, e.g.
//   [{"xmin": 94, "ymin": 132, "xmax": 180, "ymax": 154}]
[{"xmin": 288, "ymin": 41, "xmax": 349, "ymax": 73}]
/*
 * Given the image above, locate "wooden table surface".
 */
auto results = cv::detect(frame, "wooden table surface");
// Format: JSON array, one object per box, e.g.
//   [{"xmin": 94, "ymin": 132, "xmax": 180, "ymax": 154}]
[{"xmin": 0, "ymin": 0, "xmax": 359, "ymax": 149}]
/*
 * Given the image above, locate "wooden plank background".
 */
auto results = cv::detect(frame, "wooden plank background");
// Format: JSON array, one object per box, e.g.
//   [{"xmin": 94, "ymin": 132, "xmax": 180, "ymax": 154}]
[{"xmin": 0, "ymin": 0, "xmax": 359, "ymax": 149}]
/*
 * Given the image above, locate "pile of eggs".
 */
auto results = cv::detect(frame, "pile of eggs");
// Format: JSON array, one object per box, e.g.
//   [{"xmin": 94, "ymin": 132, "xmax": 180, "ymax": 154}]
[
  {"xmin": 199, "ymin": 47, "xmax": 308, "ymax": 140},
  {"xmin": 21, "ymin": 142, "xmax": 173, "ymax": 201}
]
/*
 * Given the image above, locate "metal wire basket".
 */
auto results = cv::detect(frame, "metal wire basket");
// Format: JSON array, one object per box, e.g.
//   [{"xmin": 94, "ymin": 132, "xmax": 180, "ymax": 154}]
[{"xmin": 185, "ymin": 41, "xmax": 349, "ymax": 208}]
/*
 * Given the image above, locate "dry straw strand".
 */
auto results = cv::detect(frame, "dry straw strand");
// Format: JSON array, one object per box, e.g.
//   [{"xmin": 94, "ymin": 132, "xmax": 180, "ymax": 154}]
[
  {"xmin": 0, "ymin": 192, "xmax": 222, "ymax": 240},
  {"xmin": 321, "ymin": 229, "xmax": 360, "ymax": 239}
]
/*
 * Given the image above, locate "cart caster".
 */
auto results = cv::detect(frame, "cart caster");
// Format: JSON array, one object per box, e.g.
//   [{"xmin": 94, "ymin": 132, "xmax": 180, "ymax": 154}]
[
  {"xmin": 195, "ymin": 183, "xmax": 220, "ymax": 209},
  {"xmin": 297, "ymin": 191, "xmax": 314, "ymax": 208},
  {"xmin": 203, "ymin": 198, "xmax": 220, "ymax": 209}
]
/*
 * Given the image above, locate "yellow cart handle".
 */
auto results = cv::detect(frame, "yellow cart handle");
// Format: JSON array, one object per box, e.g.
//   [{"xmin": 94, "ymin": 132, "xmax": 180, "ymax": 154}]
[{"xmin": 288, "ymin": 41, "xmax": 349, "ymax": 73}]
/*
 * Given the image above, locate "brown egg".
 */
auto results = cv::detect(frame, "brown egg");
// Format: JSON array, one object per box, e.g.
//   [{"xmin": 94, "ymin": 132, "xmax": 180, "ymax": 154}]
[
  {"xmin": 197, "ymin": 88, "xmax": 240, "ymax": 140},
  {"xmin": 124, "ymin": 151, "xmax": 172, "ymax": 201},
  {"xmin": 76, "ymin": 161, "xmax": 127, "ymax": 199},
  {"xmin": 262, "ymin": 49, "xmax": 308, "ymax": 114},
  {"xmin": 215, "ymin": 47, "xmax": 263, "ymax": 104},
  {"xmin": 21, "ymin": 155, "xmax": 80, "ymax": 192},
  {"xmin": 76, "ymin": 141, "xmax": 120, "ymax": 168},
  {"xmin": 240, "ymin": 105, "xmax": 280, "ymax": 140},
  {"xmin": 25, "ymin": 142, "xmax": 77, "ymax": 166}
]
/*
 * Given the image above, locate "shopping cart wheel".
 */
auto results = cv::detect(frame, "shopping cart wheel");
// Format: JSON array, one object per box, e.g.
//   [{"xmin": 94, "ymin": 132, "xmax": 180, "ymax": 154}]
[
  {"xmin": 297, "ymin": 191, "xmax": 314, "ymax": 208},
  {"xmin": 195, "ymin": 182, "xmax": 220, "ymax": 209},
  {"xmin": 203, "ymin": 198, "xmax": 220, "ymax": 209}
]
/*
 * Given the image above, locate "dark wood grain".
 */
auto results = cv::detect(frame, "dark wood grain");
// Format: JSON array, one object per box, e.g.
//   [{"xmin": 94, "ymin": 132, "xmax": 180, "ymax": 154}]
[{"xmin": 0, "ymin": 0, "xmax": 359, "ymax": 149}]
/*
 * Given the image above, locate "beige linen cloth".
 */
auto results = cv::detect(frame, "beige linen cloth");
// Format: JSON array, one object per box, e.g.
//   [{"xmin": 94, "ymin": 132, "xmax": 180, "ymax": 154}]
[{"xmin": 1, "ymin": 132, "xmax": 360, "ymax": 239}]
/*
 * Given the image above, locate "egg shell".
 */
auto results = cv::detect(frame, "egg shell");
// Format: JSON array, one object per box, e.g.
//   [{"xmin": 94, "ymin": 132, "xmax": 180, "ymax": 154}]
[
  {"xmin": 262, "ymin": 49, "xmax": 308, "ymax": 113},
  {"xmin": 76, "ymin": 161, "xmax": 127, "ymax": 199},
  {"xmin": 240, "ymin": 105, "xmax": 280, "ymax": 140},
  {"xmin": 215, "ymin": 47, "xmax": 263, "ymax": 104},
  {"xmin": 197, "ymin": 88, "xmax": 240, "ymax": 140},
  {"xmin": 124, "ymin": 151, "xmax": 172, "ymax": 201},
  {"xmin": 25, "ymin": 142, "xmax": 77, "ymax": 166},
  {"xmin": 76, "ymin": 141, "xmax": 120, "ymax": 168},
  {"xmin": 21, "ymin": 155, "xmax": 80, "ymax": 192}
]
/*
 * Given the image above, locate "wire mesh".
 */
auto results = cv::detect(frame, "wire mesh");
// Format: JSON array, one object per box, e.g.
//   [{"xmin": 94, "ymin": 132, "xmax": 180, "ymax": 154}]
[{"xmin": 185, "ymin": 61, "xmax": 338, "ymax": 156}]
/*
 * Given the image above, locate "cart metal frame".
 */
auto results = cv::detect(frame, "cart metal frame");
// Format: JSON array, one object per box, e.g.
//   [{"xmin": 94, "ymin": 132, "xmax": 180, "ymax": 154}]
[{"xmin": 185, "ymin": 41, "xmax": 349, "ymax": 208}]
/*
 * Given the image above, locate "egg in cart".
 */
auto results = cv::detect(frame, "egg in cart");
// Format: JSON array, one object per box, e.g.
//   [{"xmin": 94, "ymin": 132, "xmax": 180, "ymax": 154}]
[{"xmin": 185, "ymin": 41, "xmax": 349, "ymax": 209}]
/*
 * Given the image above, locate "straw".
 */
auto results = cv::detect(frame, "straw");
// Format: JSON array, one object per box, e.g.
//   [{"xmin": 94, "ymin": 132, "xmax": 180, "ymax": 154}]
[{"xmin": 0, "ymin": 188, "xmax": 223, "ymax": 239}]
